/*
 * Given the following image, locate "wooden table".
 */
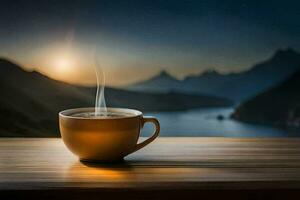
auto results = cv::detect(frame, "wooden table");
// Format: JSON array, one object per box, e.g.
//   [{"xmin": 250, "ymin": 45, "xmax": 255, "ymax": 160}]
[{"xmin": 1, "ymin": 137, "xmax": 300, "ymax": 199}]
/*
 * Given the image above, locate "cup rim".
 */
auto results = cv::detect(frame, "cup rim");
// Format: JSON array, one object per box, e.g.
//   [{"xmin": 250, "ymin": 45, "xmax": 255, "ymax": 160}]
[{"xmin": 59, "ymin": 107, "xmax": 143, "ymax": 120}]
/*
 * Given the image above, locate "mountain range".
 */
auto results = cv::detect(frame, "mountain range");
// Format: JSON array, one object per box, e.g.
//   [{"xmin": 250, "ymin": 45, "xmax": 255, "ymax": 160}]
[
  {"xmin": 0, "ymin": 58, "xmax": 232, "ymax": 137},
  {"xmin": 128, "ymin": 48, "xmax": 300, "ymax": 101},
  {"xmin": 232, "ymin": 70, "xmax": 300, "ymax": 129}
]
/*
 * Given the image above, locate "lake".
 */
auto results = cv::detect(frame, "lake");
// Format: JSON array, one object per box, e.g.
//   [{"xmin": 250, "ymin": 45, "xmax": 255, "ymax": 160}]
[{"xmin": 143, "ymin": 107, "xmax": 292, "ymax": 137}]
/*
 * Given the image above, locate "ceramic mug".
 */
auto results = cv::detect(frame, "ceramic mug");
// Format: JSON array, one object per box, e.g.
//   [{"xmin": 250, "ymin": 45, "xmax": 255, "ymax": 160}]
[{"xmin": 59, "ymin": 107, "xmax": 160, "ymax": 162}]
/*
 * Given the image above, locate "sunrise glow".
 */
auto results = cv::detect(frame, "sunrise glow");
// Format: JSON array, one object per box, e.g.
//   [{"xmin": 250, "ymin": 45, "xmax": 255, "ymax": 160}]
[{"xmin": 55, "ymin": 57, "xmax": 73, "ymax": 74}]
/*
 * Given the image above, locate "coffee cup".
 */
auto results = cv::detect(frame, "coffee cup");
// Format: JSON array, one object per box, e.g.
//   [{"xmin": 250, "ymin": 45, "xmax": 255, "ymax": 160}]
[{"xmin": 59, "ymin": 107, "xmax": 160, "ymax": 162}]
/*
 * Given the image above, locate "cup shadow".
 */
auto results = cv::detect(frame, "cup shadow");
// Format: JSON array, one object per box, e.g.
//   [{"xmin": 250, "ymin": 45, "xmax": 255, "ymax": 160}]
[{"xmin": 80, "ymin": 159, "xmax": 134, "ymax": 169}]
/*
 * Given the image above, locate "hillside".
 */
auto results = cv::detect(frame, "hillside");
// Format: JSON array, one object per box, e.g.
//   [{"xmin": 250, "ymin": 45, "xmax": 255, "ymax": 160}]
[
  {"xmin": 232, "ymin": 71, "xmax": 300, "ymax": 129},
  {"xmin": 0, "ymin": 58, "xmax": 232, "ymax": 137},
  {"xmin": 128, "ymin": 48, "xmax": 300, "ymax": 101}
]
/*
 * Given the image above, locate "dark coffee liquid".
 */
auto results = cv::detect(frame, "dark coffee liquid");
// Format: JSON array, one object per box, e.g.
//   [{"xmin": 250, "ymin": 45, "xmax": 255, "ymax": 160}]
[{"xmin": 71, "ymin": 112, "xmax": 134, "ymax": 119}]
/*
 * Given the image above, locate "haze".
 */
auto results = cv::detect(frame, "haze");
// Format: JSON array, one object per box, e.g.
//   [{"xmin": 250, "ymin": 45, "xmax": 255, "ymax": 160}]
[{"xmin": 0, "ymin": 0, "xmax": 299, "ymax": 86}]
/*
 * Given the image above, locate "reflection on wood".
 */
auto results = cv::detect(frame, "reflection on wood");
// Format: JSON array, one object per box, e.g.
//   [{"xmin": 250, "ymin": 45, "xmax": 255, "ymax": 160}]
[
  {"xmin": 1, "ymin": 138, "xmax": 300, "ymax": 188},
  {"xmin": 1, "ymin": 137, "xmax": 300, "ymax": 199}
]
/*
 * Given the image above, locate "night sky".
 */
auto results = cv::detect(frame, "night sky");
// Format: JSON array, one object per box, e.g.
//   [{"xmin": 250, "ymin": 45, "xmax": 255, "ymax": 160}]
[{"xmin": 0, "ymin": 0, "xmax": 299, "ymax": 86}]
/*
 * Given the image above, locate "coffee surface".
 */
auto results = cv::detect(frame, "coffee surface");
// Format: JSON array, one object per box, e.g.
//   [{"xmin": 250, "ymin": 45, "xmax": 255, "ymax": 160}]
[{"xmin": 71, "ymin": 111, "xmax": 134, "ymax": 119}]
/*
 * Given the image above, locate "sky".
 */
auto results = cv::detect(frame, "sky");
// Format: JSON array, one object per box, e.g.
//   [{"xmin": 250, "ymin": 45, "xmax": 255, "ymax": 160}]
[{"xmin": 0, "ymin": 0, "xmax": 299, "ymax": 86}]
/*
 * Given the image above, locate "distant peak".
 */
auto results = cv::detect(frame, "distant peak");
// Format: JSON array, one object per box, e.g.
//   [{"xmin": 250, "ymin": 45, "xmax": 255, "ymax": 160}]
[
  {"xmin": 157, "ymin": 70, "xmax": 176, "ymax": 79},
  {"xmin": 159, "ymin": 70, "xmax": 171, "ymax": 76},
  {"xmin": 201, "ymin": 69, "xmax": 220, "ymax": 76},
  {"xmin": 183, "ymin": 69, "xmax": 221, "ymax": 80},
  {"xmin": 272, "ymin": 47, "xmax": 300, "ymax": 59}
]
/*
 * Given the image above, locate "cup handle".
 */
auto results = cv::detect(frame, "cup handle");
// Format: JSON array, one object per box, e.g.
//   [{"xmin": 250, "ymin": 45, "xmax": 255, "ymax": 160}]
[{"xmin": 131, "ymin": 116, "xmax": 160, "ymax": 153}]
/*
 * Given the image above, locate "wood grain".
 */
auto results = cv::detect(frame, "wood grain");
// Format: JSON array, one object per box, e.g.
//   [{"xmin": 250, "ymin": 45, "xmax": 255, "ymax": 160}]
[{"xmin": 1, "ymin": 137, "xmax": 300, "ymax": 193}]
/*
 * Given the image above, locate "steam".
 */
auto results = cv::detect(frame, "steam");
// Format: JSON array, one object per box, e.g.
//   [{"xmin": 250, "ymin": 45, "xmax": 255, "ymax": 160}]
[{"xmin": 93, "ymin": 58, "xmax": 107, "ymax": 116}]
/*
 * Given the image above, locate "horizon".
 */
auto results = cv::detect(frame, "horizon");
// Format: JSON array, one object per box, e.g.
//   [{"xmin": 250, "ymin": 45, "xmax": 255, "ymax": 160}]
[
  {"xmin": 1, "ymin": 47, "xmax": 299, "ymax": 87},
  {"xmin": 0, "ymin": 0, "xmax": 299, "ymax": 86}
]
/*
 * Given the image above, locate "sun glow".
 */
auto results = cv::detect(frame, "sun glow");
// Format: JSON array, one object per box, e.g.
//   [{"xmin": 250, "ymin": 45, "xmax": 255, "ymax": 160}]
[
  {"xmin": 47, "ymin": 52, "xmax": 81, "ymax": 83},
  {"xmin": 55, "ymin": 57, "xmax": 73, "ymax": 73}
]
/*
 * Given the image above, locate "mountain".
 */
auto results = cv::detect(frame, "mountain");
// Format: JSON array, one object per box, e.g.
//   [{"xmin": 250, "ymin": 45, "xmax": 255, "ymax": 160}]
[
  {"xmin": 129, "ymin": 70, "xmax": 182, "ymax": 92},
  {"xmin": 232, "ymin": 70, "xmax": 300, "ymax": 129},
  {"xmin": 128, "ymin": 48, "xmax": 300, "ymax": 101},
  {"xmin": 0, "ymin": 58, "xmax": 232, "ymax": 137}
]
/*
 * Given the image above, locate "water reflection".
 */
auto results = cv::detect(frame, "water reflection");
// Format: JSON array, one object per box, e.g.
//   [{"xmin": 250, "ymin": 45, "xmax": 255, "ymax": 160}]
[{"xmin": 144, "ymin": 107, "xmax": 290, "ymax": 137}]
